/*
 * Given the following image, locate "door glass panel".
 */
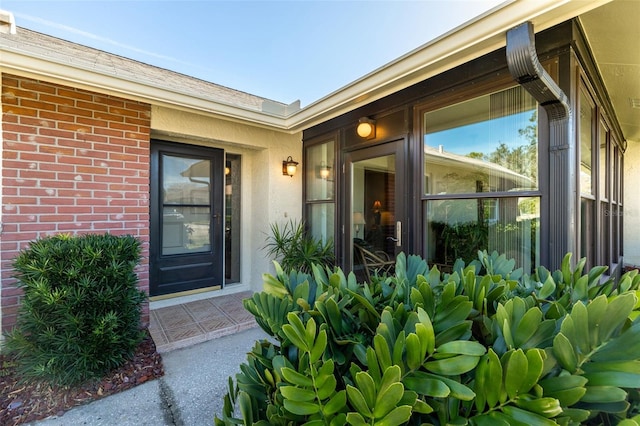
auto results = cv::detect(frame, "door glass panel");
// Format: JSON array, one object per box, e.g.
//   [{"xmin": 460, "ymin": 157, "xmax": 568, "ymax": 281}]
[
  {"xmin": 162, "ymin": 206, "xmax": 211, "ymax": 255},
  {"xmin": 163, "ymin": 156, "xmax": 211, "ymax": 204},
  {"xmin": 351, "ymin": 154, "xmax": 397, "ymax": 281},
  {"xmin": 599, "ymin": 123, "xmax": 609, "ymax": 200},
  {"xmin": 225, "ymin": 154, "xmax": 241, "ymax": 283},
  {"xmin": 581, "ymin": 198, "xmax": 595, "ymax": 269},
  {"xmin": 306, "ymin": 139, "xmax": 335, "ymax": 246},
  {"xmin": 161, "ymin": 154, "xmax": 211, "ymax": 255}
]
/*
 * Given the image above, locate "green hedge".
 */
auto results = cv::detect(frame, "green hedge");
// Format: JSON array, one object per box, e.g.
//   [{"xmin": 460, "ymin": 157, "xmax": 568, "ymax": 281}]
[
  {"xmin": 3, "ymin": 233, "xmax": 146, "ymax": 386},
  {"xmin": 216, "ymin": 251, "xmax": 640, "ymax": 425}
]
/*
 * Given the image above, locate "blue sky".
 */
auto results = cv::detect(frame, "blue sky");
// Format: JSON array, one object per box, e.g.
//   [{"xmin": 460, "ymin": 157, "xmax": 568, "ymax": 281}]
[{"xmin": 4, "ymin": 0, "xmax": 504, "ymax": 107}]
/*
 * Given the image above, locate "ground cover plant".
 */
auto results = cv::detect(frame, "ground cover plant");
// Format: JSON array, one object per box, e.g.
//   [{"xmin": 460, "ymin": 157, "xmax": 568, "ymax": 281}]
[
  {"xmin": 216, "ymin": 251, "xmax": 640, "ymax": 425},
  {"xmin": 3, "ymin": 233, "xmax": 147, "ymax": 386}
]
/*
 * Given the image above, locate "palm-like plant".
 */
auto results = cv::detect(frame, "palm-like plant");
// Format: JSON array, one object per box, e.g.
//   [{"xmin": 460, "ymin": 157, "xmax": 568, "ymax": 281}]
[{"xmin": 264, "ymin": 219, "xmax": 334, "ymax": 274}]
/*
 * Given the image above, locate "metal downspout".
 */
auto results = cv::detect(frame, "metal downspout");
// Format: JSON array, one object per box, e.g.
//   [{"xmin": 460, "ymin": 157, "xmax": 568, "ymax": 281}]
[{"xmin": 506, "ymin": 21, "xmax": 575, "ymax": 271}]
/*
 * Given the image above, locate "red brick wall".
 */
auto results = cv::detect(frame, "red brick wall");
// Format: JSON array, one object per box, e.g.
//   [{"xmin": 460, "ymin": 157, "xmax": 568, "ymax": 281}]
[{"xmin": 1, "ymin": 74, "xmax": 151, "ymax": 332}]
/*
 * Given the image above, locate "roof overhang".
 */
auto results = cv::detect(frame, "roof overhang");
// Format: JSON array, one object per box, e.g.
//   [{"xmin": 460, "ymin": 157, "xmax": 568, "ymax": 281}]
[
  {"xmin": 0, "ymin": 1, "xmax": 618, "ymax": 135},
  {"xmin": 286, "ymin": 0, "xmax": 613, "ymax": 132},
  {"xmin": 0, "ymin": 51, "xmax": 292, "ymax": 130}
]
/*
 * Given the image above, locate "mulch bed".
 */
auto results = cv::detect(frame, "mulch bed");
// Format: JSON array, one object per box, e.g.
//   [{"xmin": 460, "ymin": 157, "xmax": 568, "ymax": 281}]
[{"xmin": 0, "ymin": 329, "xmax": 164, "ymax": 426}]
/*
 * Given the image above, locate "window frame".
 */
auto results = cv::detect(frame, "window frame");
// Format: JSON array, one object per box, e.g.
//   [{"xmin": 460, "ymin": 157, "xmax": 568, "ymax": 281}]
[{"xmin": 415, "ymin": 81, "xmax": 543, "ymax": 271}]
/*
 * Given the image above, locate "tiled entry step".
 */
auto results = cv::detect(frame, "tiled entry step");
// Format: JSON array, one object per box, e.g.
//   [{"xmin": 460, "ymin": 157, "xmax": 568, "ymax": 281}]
[{"xmin": 149, "ymin": 291, "xmax": 257, "ymax": 353}]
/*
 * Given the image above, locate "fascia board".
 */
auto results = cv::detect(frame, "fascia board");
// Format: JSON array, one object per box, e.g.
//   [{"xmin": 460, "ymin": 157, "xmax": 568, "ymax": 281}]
[
  {"xmin": 0, "ymin": 51, "xmax": 291, "ymax": 131},
  {"xmin": 285, "ymin": 0, "xmax": 612, "ymax": 132}
]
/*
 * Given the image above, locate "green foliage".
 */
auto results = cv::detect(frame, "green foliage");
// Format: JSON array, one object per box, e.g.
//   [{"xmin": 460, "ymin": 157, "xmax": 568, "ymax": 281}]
[
  {"xmin": 3, "ymin": 233, "xmax": 146, "ymax": 386},
  {"xmin": 264, "ymin": 219, "xmax": 335, "ymax": 274},
  {"xmin": 216, "ymin": 250, "xmax": 640, "ymax": 425}
]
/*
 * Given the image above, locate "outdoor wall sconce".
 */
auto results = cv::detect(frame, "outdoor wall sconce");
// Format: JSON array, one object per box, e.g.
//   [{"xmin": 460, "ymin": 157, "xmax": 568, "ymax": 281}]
[
  {"xmin": 282, "ymin": 156, "xmax": 299, "ymax": 177},
  {"xmin": 356, "ymin": 117, "xmax": 376, "ymax": 139},
  {"xmin": 318, "ymin": 161, "xmax": 331, "ymax": 179}
]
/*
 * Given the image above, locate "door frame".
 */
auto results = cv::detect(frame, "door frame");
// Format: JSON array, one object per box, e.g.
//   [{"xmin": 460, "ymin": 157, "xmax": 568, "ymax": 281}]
[
  {"xmin": 149, "ymin": 140, "xmax": 225, "ymax": 297},
  {"xmin": 342, "ymin": 138, "xmax": 409, "ymax": 272}
]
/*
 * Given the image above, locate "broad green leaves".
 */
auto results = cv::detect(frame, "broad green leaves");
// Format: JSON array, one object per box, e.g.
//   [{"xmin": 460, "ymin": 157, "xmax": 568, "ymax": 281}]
[
  {"xmin": 280, "ymin": 313, "xmax": 347, "ymax": 423},
  {"xmin": 216, "ymin": 252, "xmax": 640, "ymax": 425},
  {"xmin": 551, "ymin": 293, "xmax": 638, "ymax": 372},
  {"xmin": 346, "ymin": 366, "xmax": 413, "ymax": 426},
  {"xmin": 493, "ymin": 298, "xmax": 556, "ymax": 355},
  {"xmin": 473, "ymin": 348, "xmax": 562, "ymax": 424}
]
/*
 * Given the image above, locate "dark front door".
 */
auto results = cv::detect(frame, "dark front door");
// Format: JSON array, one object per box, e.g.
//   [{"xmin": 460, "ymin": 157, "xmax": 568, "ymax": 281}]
[{"xmin": 150, "ymin": 141, "xmax": 224, "ymax": 296}]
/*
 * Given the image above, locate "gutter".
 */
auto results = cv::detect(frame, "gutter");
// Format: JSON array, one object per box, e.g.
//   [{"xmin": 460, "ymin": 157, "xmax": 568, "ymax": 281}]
[{"xmin": 506, "ymin": 20, "xmax": 575, "ymax": 271}]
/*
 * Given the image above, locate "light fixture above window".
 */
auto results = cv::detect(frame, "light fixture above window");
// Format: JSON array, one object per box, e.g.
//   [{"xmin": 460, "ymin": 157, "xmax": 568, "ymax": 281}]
[
  {"xmin": 282, "ymin": 156, "xmax": 299, "ymax": 177},
  {"xmin": 356, "ymin": 117, "xmax": 376, "ymax": 139}
]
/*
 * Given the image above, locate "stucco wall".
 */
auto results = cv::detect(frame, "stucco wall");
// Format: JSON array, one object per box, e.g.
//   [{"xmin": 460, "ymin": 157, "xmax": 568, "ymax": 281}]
[
  {"xmin": 624, "ymin": 142, "xmax": 640, "ymax": 267},
  {"xmin": 151, "ymin": 106, "xmax": 303, "ymax": 292}
]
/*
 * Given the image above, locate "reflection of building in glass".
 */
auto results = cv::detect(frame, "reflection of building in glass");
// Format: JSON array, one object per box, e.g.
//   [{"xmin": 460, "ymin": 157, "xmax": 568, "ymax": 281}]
[
  {"xmin": 161, "ymin": 157, "xmax": 212, "ymax": 255},
  {"xmin": 424, "ymin": 145, "xmax": 536, "ymax": 195}
]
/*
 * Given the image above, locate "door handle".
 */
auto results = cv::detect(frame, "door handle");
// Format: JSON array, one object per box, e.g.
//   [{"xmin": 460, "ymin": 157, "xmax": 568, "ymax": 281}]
[{"xmin": 386, "ymin": 221, "xmax": 402, "ymax": 247}]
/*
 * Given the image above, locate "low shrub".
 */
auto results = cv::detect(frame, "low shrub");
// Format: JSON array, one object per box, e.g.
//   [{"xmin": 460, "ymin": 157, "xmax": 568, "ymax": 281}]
[
  {"xmin": 216, "ymin": 251, "xmax": 640, "ymax": 425},
  {"xmin": 3, "ymin": 233, "xmax": 146, "ymax": 386}
]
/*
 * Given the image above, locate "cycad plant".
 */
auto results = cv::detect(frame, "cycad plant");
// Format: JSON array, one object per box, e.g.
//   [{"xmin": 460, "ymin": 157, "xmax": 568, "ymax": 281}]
[{"xmin": 216, "ymin": 251, "xmax": 640, "ymax": 425}]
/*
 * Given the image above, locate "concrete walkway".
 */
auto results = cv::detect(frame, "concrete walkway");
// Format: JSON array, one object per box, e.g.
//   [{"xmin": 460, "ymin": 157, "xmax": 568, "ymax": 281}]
[{"xmin": 30, "ymin": 326, "xmax": 267, "ymax": 426}]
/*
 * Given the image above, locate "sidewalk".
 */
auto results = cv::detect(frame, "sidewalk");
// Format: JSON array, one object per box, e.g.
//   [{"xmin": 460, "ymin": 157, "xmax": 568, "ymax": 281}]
[{"xmin": 30, "ymin": 326, "xmax": 267, "ymax": 426}]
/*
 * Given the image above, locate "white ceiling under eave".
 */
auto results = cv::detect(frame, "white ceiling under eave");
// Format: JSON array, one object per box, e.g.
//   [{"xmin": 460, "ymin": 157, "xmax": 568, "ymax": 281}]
[{"xmin": 579, "ymin": 0, "xmax": 640, "ymax": 145}]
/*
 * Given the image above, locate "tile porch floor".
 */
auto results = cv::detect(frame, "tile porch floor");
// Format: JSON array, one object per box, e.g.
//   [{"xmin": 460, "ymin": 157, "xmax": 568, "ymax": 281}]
[{"xmin": 148, "ymin": 291, "xmax": 257, "ymax": 353}]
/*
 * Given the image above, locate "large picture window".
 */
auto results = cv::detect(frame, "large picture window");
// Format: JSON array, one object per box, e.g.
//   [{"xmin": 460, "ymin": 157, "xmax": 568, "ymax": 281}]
[{"xmin": 422, "ymin": 85, "xmax": 540, "ymax": 271}]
